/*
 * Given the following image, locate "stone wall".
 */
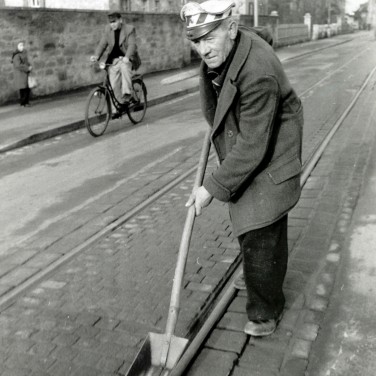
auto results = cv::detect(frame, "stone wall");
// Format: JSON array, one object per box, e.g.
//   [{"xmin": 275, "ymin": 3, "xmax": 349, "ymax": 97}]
[
  {"xmin": 0, "ymin": 8, "xmax": 190, "ymax": 105},
  {"xmin": 275, "ymin": 24, "xmax": 310, "ymax": 47}
]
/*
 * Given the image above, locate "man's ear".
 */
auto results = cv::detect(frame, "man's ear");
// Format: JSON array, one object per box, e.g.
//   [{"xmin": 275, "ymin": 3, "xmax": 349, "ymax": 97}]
[{"xmin": 228, "ymin": 21, "xmax": 238, "ymax": 40}]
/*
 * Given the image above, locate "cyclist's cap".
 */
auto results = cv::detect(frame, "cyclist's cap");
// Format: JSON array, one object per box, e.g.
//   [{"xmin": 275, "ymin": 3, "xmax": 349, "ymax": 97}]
[
  {"xmin": 108, "ymin": 12, "xmax": 121, "ymax": 21},
  {"xmin": 180, "ymin": 0, "xmax": 235, "ymax": 41}
]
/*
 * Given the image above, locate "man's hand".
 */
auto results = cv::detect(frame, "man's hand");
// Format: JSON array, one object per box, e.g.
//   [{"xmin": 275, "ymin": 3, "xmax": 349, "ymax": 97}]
[
  {"xmin": 185, "ymin": 186, "xmax": 213, "ymax": 216},
  {"xmin": 90, "ymin": 55, "xmax": 98, "ymax": 62}
]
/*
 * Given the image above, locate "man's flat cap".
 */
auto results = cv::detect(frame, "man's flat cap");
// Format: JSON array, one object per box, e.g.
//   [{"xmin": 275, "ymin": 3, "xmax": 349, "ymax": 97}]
[
  {"xmin": 108, "ymin": 12, "xmax": 122, "ymax": 21},
  {"xmin": 180, "ymin": 0, "xmax": 235, "ymax": 41}
]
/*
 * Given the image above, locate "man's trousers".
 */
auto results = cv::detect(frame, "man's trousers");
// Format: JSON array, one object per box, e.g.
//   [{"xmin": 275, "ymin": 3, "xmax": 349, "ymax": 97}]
[
  {"xmin": 238, "ymin": 215, "xmax": 288, "ymax": 321},
  {"xmin": 108, "ymin": 59, "xmax": 133, "ymax": 105}
]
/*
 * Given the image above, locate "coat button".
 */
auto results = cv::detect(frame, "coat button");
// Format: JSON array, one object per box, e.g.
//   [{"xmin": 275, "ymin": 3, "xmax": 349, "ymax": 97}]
[{"xmin": 227, "ymin": 130, "xmax": 234, "ymax": 137}]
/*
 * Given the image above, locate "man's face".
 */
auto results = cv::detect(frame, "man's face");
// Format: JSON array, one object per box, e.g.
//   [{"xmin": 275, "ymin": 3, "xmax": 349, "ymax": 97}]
[
  {"xmin": 191, "ymin": 22, "xmax": 234, "ymax": 69},
  {"xmin": 17, "ymin": 42, "xmax": 24, "ymax": 52},
  {"xmin": 109, "ymin": 18, "xmax": 122, "ymax": 30}
]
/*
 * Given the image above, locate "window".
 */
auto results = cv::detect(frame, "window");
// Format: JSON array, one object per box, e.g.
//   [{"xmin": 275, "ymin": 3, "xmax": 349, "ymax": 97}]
[
  {"xmin": 121, "ymin": 0, "xmax": 131, "ymax": 12},
  {"xmin": 29, "ymin": 0, "xmax": 42, "ymax": 7}
]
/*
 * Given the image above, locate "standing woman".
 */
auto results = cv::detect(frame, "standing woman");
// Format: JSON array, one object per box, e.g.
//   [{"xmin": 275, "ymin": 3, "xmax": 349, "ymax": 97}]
[{"xmin": 12, "ymin": 42, "xmax": 32, "ymax": 107}]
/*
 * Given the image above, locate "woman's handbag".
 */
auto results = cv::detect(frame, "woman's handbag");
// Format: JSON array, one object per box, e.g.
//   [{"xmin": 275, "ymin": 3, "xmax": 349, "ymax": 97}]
[{"xmin": 28, "ymin": 75, "xmax": 38, "ymax": 89}]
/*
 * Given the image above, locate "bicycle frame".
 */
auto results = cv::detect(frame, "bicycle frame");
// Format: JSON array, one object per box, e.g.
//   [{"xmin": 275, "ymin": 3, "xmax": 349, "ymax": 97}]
[{"xmin": 99, "ymin": 64, "xmax": 144, "ymax": 114}]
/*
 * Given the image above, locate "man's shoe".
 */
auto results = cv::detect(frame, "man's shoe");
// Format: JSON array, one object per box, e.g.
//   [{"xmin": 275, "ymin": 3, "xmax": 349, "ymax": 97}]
[
  {"xmin": 234, "ymin": 273, "xmax": 246, "ymax": 290},
  {"xmin": 244, "ymin": 314, "xmax": 282, "ymax": 337},
  {"xmin": 112, "ymin": 111, "xmax": 121, "ymax": 120}
]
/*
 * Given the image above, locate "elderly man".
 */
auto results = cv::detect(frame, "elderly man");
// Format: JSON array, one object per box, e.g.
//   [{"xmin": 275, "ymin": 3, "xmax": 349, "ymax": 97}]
[
  {"xmin": 91, "ymin": 12, "xmax": 140, "ymax": 118},
  {"xmin": 183, "ymin": 0, "xmax": 303, "ymax": 337}
]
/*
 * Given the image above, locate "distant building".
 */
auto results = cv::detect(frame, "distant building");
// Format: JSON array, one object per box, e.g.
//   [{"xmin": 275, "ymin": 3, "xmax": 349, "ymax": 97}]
[
  {"xmin": 1, "ymin": 0, "xmax": 180, "ymax": 12},
  {"xmin": 354, "ymin": 2, "xmax": 369, "ymax": 29}
]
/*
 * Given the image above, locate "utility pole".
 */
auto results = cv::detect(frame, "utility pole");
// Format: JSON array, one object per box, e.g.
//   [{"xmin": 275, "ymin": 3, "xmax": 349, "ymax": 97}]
[
  {"xmin": 369, "ymin": 0, "xmax": 376, "ymax": 38},
  {"xmin": 327, "ymin": 0, "xmax": 331, "ymax": 24},
  {"xmin": 254, "ymin": 0, "xmax": 259, "ymax": 27}
]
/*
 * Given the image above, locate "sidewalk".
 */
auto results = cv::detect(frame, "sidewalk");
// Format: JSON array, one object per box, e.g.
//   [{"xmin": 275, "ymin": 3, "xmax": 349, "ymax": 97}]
[{"xmin": 0, "ymin": 33, "xmax": 357, "ymax": 154}]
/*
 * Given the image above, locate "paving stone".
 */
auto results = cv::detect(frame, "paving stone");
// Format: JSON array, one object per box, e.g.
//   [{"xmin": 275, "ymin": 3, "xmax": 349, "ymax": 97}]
[
  {"xmin": 186, "ymin": 348, "xmax": 237, "ymax": 376},
  {"xmin": 0, "ymin": 266, "xmax": 40, "ymax": 287},
  {"xmin": 210, "ymin": 252, "xmax": 237, "ymax": 264},
  {"xmin": 232, "ymin": 365, "xmax": 278, "ymax": 376},
  {"xmin": 40, "ymin": 280, "xmax": 67, "ymax": 289},
  {"xmin": 205, "ymin": 329, "xmax": 247, "ymax": 353},
  {"xmin": 291, "ymin": 338, "xmax": 312, "ymax": 359},
  {"xmin": 201, "ymin": 275, "xmax": 222, "ymax": 286},
  {"xmin": 95, "ymin": 356, "xmax": 124, "ymax": 373},
  {"xmin": 50, "ymin": 346, "xmax": 78, "ymax": 361},
  {"xmin": 52, "ymin": 332, "xmax": 80, "ymax": 347},
  {"xmin": 307, "ymin": 296, "xmax": 329, "ymax": 312},
  {"xmin": 280, "ymin": 358, "xmax": 308, "ymax": 376},
  {"xmin": 289, "ymin": 207, "xmax": 312, "ymax": 219},
  {"xmin": 186, "ymin": 282, "xmax": 213, "ymax": 293},
  {"xmin": 297, "ymin": 198, "xmax": 317, "ymax": 209},
  {"xmin": 0, "ymin": 338, "xmax": 34, "ymax": 354},
  {"xmin": 248, "ymin": 327, "xmax": 292, "ymax": 351},
  {"xmin": 47, "ymin": 360, "xmax": 80, "ymax": 376},
  {"xmin": 227, "ymin": 296, "xmax": 247, "ymax": 313},
  {"xmin": 239, "ymin": 344, "xmax": 283, "ymax": 372},
  {"xmin": 0, "ymin": 263, "xmax": 16, "ymax": 278},
  {"xmin": 279, "ymin": 309, "xmax": 300, "ymax": 331},
  {"xmin": 28, "ymin": 342, "xmax": 57, "ymax": 357},
  {"xmin": 283, "ymin": 270, "xmax": 308, "ymax": 291},
  {"xmin": 0, "ymin": 284, "xmax": 13, "ymax": 297},
  {"xmin": 73, "ymin": 349, "xmax": 101, "ymax": 367},
  {"xmin": 2, "ymin": 250, "xmax": 39, "ymax": 266},
  {"xmin": 289, "ymin": 258, "xmax": 320, "ymax": 275},
  {"xmin": 217, "ymin": 312, "xmax": 248, "ymax": 332},
  {"xmin": 94, "ymin": 317, "xmax": 120, "ymax": 331},
  {"xmin": 1, "ymin": 367, "xmax": 32, "ymax": 376},
  {"xmin": 296, "ymin": 323, "xmax": 320, "ymax": 341},
  {"xmin": 288, "ymin": 226, "xmax": 304, "ymax": 241}
]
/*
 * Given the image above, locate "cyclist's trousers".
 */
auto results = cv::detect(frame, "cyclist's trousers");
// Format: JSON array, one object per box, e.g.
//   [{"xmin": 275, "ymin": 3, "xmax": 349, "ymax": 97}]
[{"xmin": 109, "ymin": 59, "xmax": 132, "ymax": 104}]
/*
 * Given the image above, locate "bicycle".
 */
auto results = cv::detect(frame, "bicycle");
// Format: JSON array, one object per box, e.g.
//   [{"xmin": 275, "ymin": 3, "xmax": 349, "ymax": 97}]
[{"xmin": 85, "ymin": 62, "xmax": 148, "ymax": 137}]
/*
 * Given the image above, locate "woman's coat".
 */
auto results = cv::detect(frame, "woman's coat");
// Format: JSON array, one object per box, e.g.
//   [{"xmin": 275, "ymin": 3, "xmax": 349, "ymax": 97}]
[
  {"xmin": 12, "ymin": 50, "xmax": 30, "ymax": 90},
  {"xmin": 201, "ymin": 27, "xmax": 304, "ymax": 236}
]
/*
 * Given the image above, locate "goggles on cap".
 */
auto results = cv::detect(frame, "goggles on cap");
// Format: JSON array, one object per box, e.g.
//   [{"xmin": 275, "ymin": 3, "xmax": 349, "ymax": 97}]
[{"xmin": 180, "ymin": 0, "xmax": 235, "ymax": 41}]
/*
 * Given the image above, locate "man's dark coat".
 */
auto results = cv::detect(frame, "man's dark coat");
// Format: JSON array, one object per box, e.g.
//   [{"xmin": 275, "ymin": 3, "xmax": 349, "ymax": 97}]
[{"xmin": 201, "ymin": 27, "xmax": 304, "ymax": 236}]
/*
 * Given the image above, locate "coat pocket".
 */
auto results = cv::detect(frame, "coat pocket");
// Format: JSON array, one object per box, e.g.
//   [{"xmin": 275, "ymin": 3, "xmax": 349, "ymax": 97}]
[{"xmin": 266, "ymin": 155, "xmax": 301, "ymax": 184}]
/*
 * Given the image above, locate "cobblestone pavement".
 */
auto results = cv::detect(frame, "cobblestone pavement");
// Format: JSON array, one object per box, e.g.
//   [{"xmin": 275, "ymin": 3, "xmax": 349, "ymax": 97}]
[
  {"xmin": 185, "ymin": 60, "xmax": 376, "ymax": 376},
  {"xmin": 0, "ymin": 145, "xmax": 241, "ymax": 375}
]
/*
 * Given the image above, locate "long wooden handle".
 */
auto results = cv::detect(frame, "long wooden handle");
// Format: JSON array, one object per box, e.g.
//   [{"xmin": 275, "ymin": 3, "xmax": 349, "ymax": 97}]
[
  {"xmin": 160, "ymin": 129, "xmax": 211, "ymax": 364},
  {"xmin": 166, "ymin": 128, "xmax": 211, "ymax": 335}
]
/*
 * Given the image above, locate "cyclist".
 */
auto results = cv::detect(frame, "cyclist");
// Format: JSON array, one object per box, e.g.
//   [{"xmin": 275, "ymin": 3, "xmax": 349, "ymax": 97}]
[{"xmin": 90, "ymin": 12, "xmax": 140, "ymax": 119}]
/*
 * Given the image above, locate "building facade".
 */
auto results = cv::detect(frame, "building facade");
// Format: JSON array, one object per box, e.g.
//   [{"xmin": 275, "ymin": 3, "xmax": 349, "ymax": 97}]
[{"xmin": 2, "ymin": 0, "xmax": 181, "ymax": 12}]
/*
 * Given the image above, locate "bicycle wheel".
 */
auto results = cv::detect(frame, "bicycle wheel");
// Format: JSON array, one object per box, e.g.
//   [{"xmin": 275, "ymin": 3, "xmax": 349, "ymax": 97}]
[
  {"xmin": 85, "ymin": 87, "xmax": 111, "ymax": 137},
  {"xmin": 127, "ymin": 78, "xmax": 147, "ymax": 124}
]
